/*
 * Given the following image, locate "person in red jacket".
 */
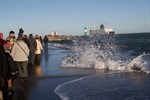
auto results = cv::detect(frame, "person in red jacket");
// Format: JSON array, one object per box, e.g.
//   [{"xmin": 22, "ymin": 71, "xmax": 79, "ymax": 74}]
[{"xmin": 0, "ymin": 33, "xmax": 6, "ymax": 46}]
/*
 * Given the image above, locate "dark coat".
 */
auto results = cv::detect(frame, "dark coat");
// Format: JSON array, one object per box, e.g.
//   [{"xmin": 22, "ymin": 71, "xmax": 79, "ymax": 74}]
[
  {"xmin": 0, "ymin": 39, "xmax": 6, "ymax": 46},
  {"xmin": 28, "ymin": 37, "xmax": 37, "ymax": 53},
  {"xmin": 23, "ymin": 38, "xmax": 30, "ymax": 48},
  {"xmin": 0, "ymin": 45, "xmax": 8, "ymax": 75},
  {"xmin": 43, "ymin": 36, "xmax": 48, "ymax": 44},
  {"xmin": 5, "ymin": 52, "xmax": 17, "ymax": 73}
]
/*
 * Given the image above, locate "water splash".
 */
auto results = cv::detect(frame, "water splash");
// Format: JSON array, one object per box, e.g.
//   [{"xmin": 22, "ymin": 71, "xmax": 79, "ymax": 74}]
[
  {"xmin": 61, "ymin": 33, "xmax": 150, "ymax": 73},
  {"xmin": 127, "ymin": 53, "xmax": 150, "ymax": 73}
]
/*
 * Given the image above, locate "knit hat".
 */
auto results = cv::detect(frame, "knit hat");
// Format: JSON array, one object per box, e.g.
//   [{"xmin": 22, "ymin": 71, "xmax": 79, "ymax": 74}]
[
  {"xmin": 9, "ymin": 31, "xmax": 15, "ymax": 34},
  {"xmin": 0, "ymin": 33, "xmax": 3, "ymax": 39}
]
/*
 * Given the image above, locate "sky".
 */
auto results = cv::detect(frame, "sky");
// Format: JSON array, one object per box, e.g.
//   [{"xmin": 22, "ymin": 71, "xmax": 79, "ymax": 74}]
[{"xmin": 0, "ymin": 0, "xmax": 150, "ymax": 38}]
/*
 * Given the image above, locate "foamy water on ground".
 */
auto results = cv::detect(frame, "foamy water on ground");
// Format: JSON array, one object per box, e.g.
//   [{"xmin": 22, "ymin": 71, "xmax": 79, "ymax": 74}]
[
  {"xmin": 54, "ymin": 33, "xmax": 150, "ymax": 100},
  {"xmin": 54, "ymin": 72, "xmax": 150, "ymax": 100}
]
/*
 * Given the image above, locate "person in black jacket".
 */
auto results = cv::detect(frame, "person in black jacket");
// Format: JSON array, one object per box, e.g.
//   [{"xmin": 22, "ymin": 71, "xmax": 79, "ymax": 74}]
[
  {"xmin": 43, "ymin": 35, "xmax": 48, "ymax": 45},
  {"xmin": 23, "ymin": 34, "xmax": 30, "ymax": 48},
  {"xmin": 5, "ymin": 50, "xmax": 18, "ymax": 95},
  {"xmin": 18, "ymin": 28, "xmax": 24, "ymax": 37},
  {"xmin": 28, "ymin": 34, "xmax": 37, "ymax": 65},
  {"xmin": 0, "ymin": 33, "xmax": 8, "ymax": 77},
  {"xmin": 0, "ymin": 33, "xmax": 9, "ymax": 99}
]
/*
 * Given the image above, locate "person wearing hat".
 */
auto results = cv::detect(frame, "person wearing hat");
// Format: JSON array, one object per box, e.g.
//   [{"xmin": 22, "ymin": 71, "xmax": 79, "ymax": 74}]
[{"xmin": 6, "ymin": 31, "xmax": 16, "ymax": 51}]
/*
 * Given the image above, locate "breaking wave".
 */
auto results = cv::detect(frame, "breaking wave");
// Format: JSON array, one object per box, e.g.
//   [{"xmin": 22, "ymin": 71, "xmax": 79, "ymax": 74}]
[{"xmin": 61, "ymin": 33, "xmax": 150, "ymax": 74}]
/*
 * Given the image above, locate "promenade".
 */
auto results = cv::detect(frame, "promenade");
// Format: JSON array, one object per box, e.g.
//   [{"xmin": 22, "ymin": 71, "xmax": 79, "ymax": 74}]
[
  {"xmin": 12, "ymin": 45, "xmax": 150, "ymax": 100},
  {"xmin": 12, "ymin": 46, "xmax": 93, "ymax": 100}
]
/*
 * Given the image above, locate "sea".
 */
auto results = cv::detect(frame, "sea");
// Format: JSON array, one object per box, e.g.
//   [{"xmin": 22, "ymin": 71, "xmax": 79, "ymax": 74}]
[{"xmin": 52, "ymin": 32, "xmax": 150, "ymax": 100}]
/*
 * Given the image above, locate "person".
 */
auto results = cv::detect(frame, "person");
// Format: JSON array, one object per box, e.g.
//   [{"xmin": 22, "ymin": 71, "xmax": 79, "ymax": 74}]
[
  {"xmin": 4, "ymin": 40, "xmax": 10, "ymax": 51},
  {"xmin": 39, "ymin": 36, "xmax": 43, "ymax": 44},
  {"xmin": 43, "ymin": 35, "xmax": 49, "ymax": 45},
  {"xmin": 4, "ymin": 40, "xmax": 18, "ymax": 96},
  {"xmin": 35, "ymin": 35, "xmax": 43, "ymax": 64},
  {"xmin": 23, "ymin": 34, "xmax": 30, "ymax": 48},
  {"xmin": 43, "ymin": 35, "xmax": 48, "ymax": 50},
  {"xmin": 28, "ymin": 34, "xmax": 37, "ymax": 65},
  {"xmin": 0, "ymin": 33, "xmax": 9, "ymax": 99},
  {"xmin": 18, "ymin": 28, "xmax": 24, "ymax": 37},
  {"xmin": 6, "ymin": 31, "xmax": 16, "ymax": 52},
  {"xmin": 11, "ymin": 36, "xmax": 29, "ymax": 81}
]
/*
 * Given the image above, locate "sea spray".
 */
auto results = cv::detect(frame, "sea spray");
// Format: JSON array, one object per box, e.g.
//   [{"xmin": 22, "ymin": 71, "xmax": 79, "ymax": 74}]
[
  {"xmin": 127, "ymin": 53, "xmax": 150, "ymax": 73},
  {"xmin": 61, "ymin": 33, "xmax": 150, "ymax": 73},
  {"xmin": 55, "ymin": 33, "xmax": 150, "ymax": 100},
  {"xmin": 61, "ymin": 33, "xmax": 119, "ymax": 69}
]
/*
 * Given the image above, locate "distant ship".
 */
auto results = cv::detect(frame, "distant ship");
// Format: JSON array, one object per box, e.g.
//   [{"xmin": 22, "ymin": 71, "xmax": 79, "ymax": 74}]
[{"xmin": 89, "ymin": 24, "xmax": 115, "ymax": 37}]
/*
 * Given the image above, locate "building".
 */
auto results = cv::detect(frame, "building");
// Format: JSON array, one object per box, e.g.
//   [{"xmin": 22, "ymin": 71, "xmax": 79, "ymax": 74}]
[{"xmin": 46, "ymin": 31, "xmax": 73, "ymax": 41}]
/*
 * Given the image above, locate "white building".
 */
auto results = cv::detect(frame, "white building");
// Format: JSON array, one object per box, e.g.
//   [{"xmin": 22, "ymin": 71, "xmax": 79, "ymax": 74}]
[{"xmin": 51, "ymin": 31, "xmax": 58, "ymax": 36}]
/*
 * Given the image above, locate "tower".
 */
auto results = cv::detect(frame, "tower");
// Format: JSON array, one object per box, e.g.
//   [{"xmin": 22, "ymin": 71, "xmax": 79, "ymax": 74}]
[{"xmin": 84, "ymin": 27, "xmax": 87, "ymax": 36}]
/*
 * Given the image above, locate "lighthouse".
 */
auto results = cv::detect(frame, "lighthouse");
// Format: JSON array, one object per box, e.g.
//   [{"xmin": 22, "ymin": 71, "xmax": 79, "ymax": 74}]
[{"xmin": 84, "ymin": 27, "xmax": 87, "ymax": 36}]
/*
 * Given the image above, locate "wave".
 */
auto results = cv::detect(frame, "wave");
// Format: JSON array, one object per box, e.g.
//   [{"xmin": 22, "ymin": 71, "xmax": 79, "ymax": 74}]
[
  {"xmin": 127, "ymin": 53, "xmax": 150, "ymax": 73},
  {"xmin": 61, "ymin": 34, "xmax": 150, "ymax": 74}
]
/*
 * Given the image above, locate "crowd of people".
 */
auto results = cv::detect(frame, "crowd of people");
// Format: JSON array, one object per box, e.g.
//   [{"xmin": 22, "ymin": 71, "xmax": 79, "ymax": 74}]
[{"xmin": 0, "ymin": 28, "xmax": 49, "ymax": 100}]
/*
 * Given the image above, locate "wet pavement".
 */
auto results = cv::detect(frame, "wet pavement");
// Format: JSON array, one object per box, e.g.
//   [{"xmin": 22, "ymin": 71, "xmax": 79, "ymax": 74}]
[
  {"xmin": 12, "ymin": 45, "xmax": 100, "ymax": 100},
  {"xmin": 12, "ymin": 45, "xmax": 150, "ymax": 100},
  {"xmin": 55, "ymin": 72, "xmax": 150, "ymax": 100}
]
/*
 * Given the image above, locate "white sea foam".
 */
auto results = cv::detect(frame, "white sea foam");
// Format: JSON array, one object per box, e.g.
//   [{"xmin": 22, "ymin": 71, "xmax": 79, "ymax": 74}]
[
  {"xmin": 54, "ymin": 78, "xmax": 84, "ymax": 100},
  {"xmin": 56, "ymin": 33, "xmax": 150, "ymax": 100},
  {"xmin": 54, "ymin": 72, "xmax": 150, "ymax": 100},
  {"xmin": 54, "ymin": 72, "xmax": 117, "ymax": 100},
  {"xmin": 127, "ymin": 53, "xmax": 150, "ymax": 73},
  {"xmin": 61, "ymin": 34, "xmax": 150, "ymax": 74}
]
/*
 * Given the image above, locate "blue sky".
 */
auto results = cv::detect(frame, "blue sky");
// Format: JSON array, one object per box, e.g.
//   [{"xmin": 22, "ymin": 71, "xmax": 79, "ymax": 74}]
[{"xmin": 0, "ymin": 0, "xmax": 150, "ymax": 38}]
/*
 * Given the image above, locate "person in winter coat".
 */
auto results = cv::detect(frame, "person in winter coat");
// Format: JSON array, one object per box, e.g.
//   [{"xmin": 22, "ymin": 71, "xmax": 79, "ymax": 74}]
[
  {"xmin": 39, "ymin": 36, "xmax": 43, "ymax": 44},
  {"xmin": 23, "ymin": 34, "xmax": 30, "ymax": 48},
  {"xmin": 0, "ymin": 33, "xmax": 9, "ymax": 99},
  {"xmin": 4, "ymin": 39, "xmax": 18, "ymax": 96},
  {"xmin": 5, "ymin": 51, "xmax": 17, "ymax": 96},
  {"xmin": 6, "ymin": 31, "xmax": 16, "ymax": 51},
  {"xmin": 11, "ymin": 36, "xmax": 29, "ymax": 81},
  {"xmin": 28, "ymin": 34, "xmax": 37, "ymax": 65},
  {"xmin": 35, "ymin": 35, "xmax": 43, "ymax": 64},
  {"xmin": 43, "ymin": 35, "xmax": 48, "ymax": 45},
  {"xmin": 0, "ymin": 33, "xmax": 8, "ymax": 76}
]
